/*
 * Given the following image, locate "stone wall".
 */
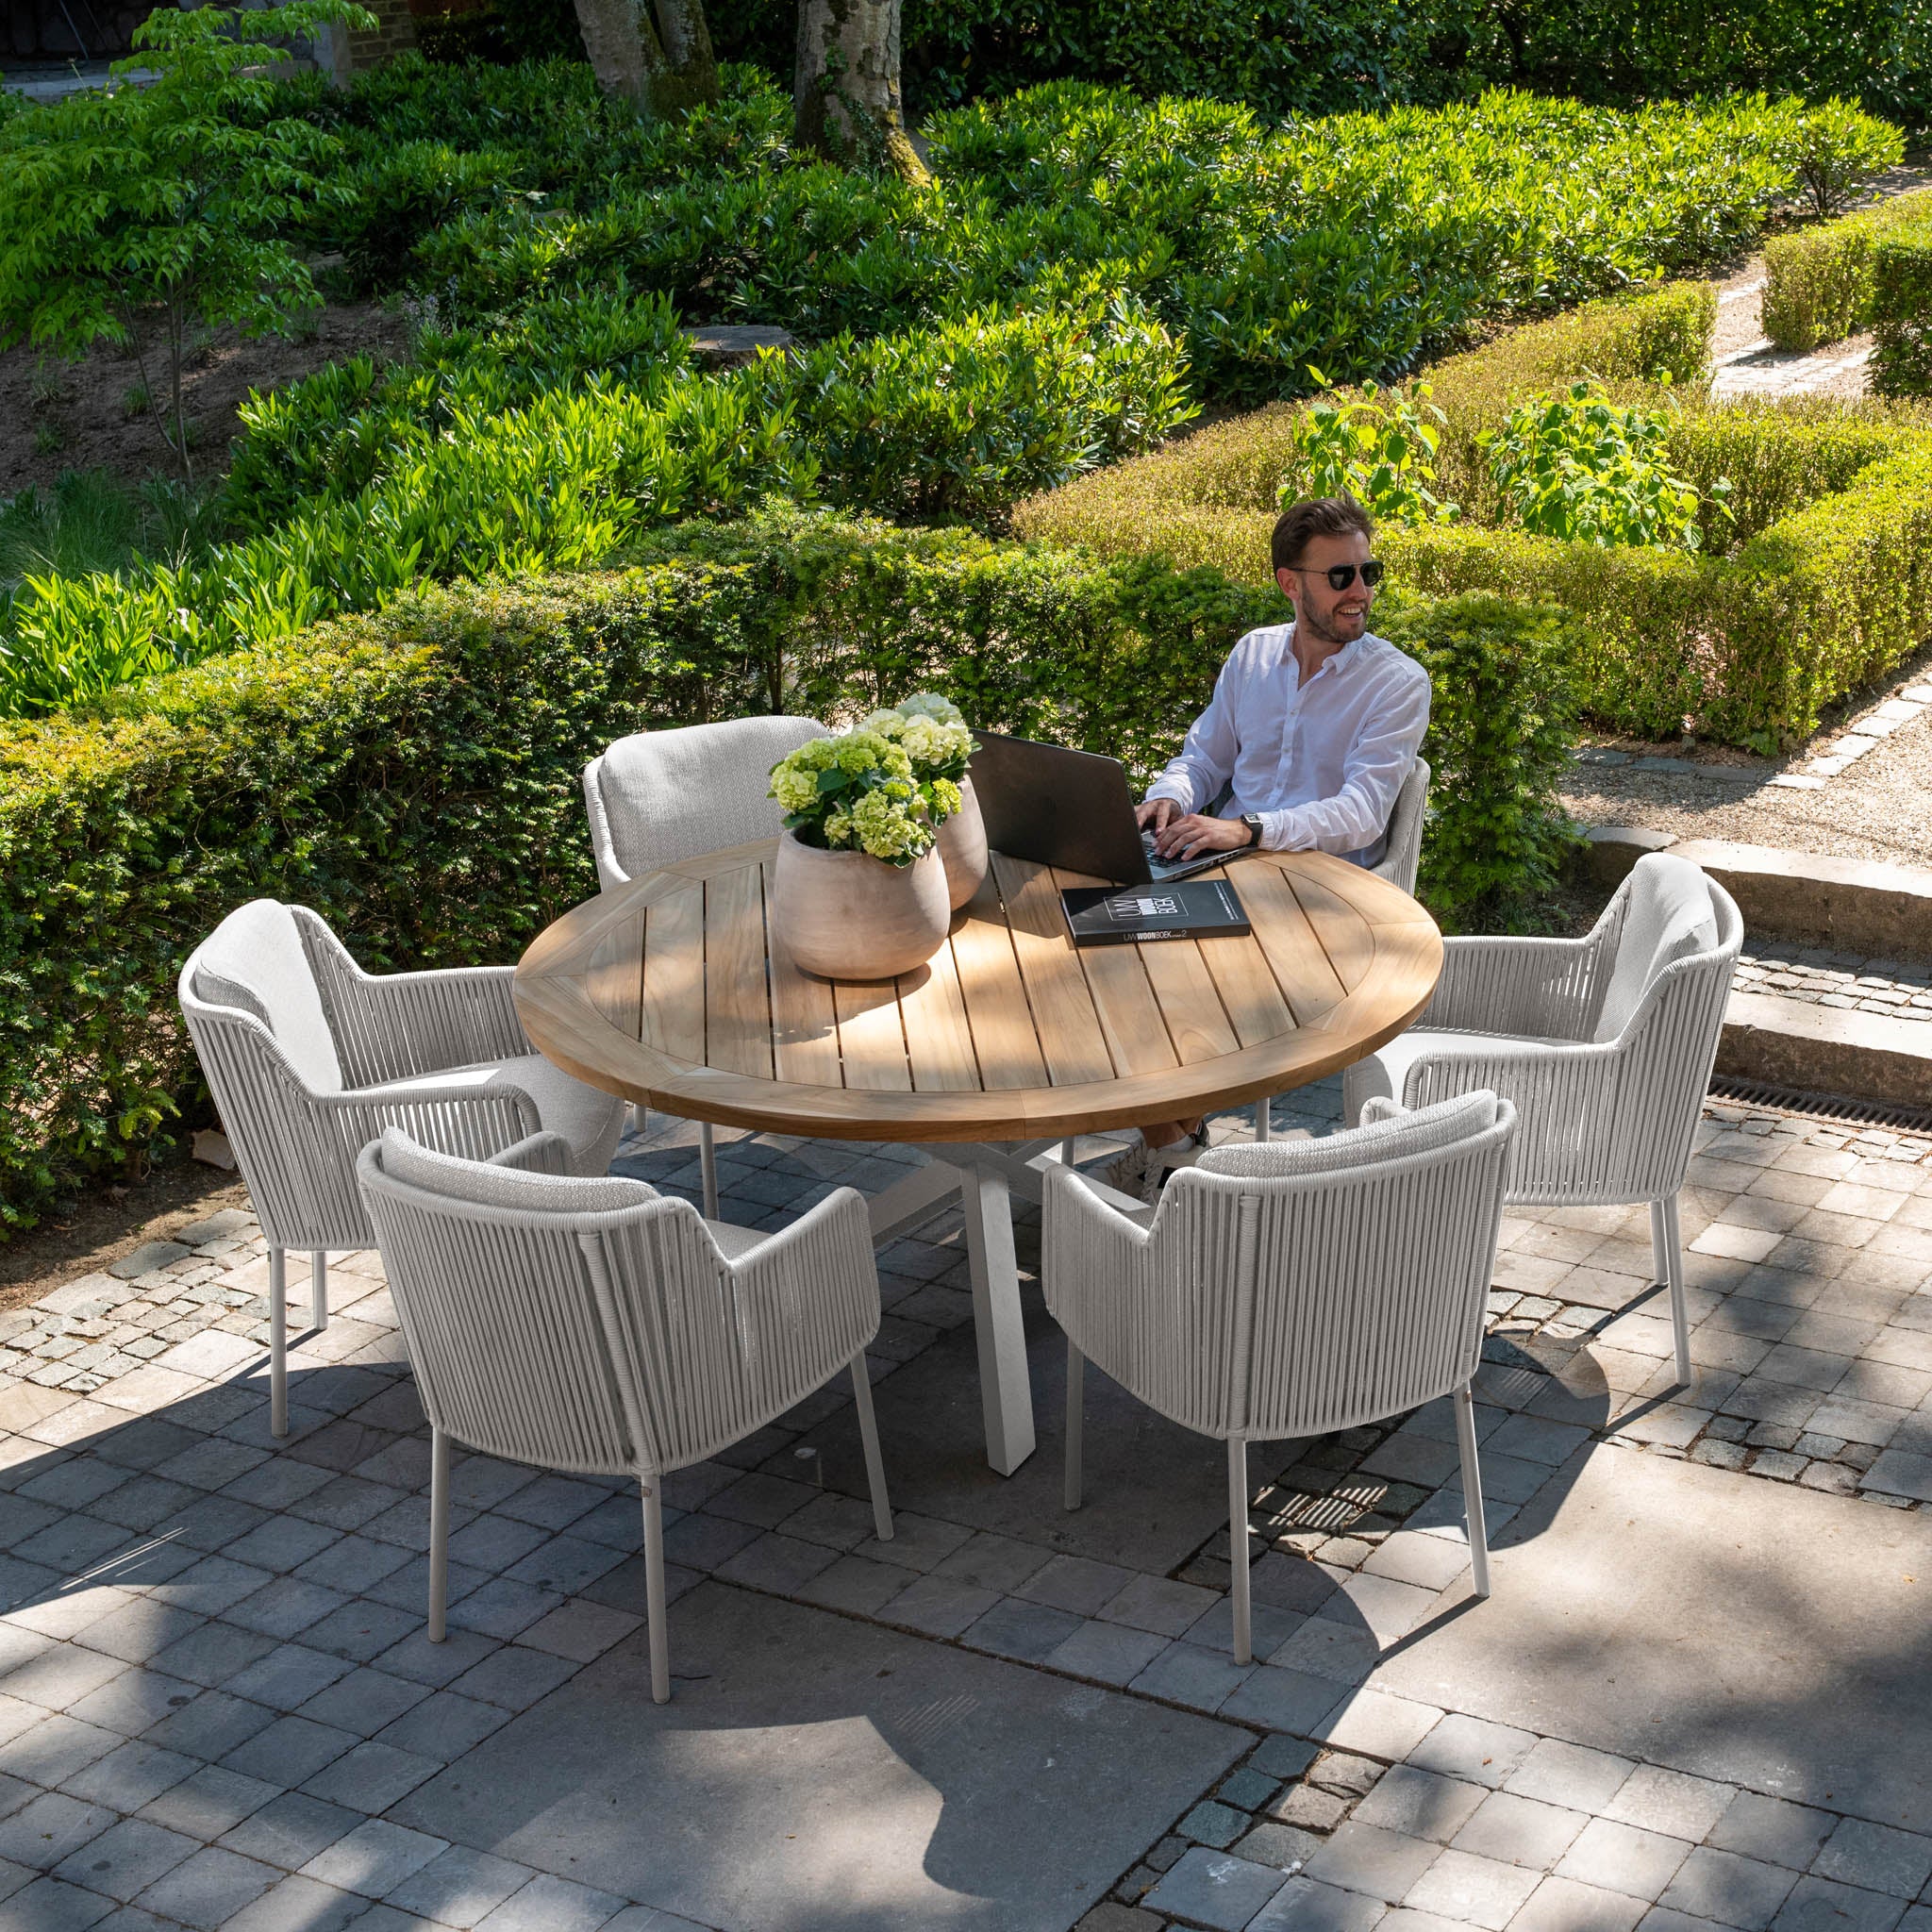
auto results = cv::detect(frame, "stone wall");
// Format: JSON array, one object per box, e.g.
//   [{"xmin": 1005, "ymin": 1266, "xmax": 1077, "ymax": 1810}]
[{"xmin": 340, "ymin": 0, "xmax": 418, "ymax": 73}]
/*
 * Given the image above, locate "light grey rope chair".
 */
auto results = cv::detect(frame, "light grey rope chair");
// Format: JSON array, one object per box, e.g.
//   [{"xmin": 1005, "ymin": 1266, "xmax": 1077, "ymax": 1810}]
[
  {"xmin": 1047, "ymin": 1091, "xmax": 1515, "ymax": 1664},
  {"xmin": 1251, "ymin": 755, "xmax": 1429, "ymax": 1144},
  {"xmin": 179, "ymin": 900, "xmax": 625, "ymax": 1438},
  {"xmin": 1343, "ymin": 854, "xmax": 1743, "ymax": 1388},
  {"xmin": 584, "ymin": 714, "xmax": 829, "ymax": 1217},
  {"xmin": 356, "ymin": 1126, "xmax": 892, "ymax": 1703}
]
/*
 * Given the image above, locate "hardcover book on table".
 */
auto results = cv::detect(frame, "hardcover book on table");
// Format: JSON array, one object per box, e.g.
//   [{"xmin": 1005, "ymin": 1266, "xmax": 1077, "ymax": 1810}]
[{"xmin": 1059, "ymin": 878, "xmax": 1252, "ymax": 946}]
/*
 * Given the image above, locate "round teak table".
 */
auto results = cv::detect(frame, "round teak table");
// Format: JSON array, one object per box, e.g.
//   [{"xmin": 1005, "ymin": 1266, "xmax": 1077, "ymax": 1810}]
[{"xmin": 514, "ymin": 840, "xmax": 1441, "ymax": 1475}]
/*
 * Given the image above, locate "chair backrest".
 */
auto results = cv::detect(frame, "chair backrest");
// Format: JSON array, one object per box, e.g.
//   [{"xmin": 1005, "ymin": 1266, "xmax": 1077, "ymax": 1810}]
[
  {"xmin": 358, "ymin": 1130, "xmax": 853, "ymax": 1477},
  {"xmin": 186, "ymin": 899, "xmax": 343, "ymax": 1092},
  {"xmin": 1058, "ymin": 1092, "xmax": 1513, "ymax": 1441},
  {"xmin": 584, "ymin": 714, "xmax": 829, "ymax": 891},
  {"xmin": 1371, "ymin": 756, "xmax": 1430, "ymax": 895},
  {"xmin": 1591, "ymin": 853, "xmax": 1730, "ymax": 1043}
]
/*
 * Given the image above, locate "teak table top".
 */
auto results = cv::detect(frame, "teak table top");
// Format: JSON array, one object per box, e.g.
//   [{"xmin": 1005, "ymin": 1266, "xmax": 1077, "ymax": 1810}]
[{"xmin": 513, "ymin": 840, "xmax": 1442, "ymax": 1143}]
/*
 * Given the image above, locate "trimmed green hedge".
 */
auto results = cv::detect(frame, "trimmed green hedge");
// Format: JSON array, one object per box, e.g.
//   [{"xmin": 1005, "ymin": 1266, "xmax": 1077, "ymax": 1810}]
[
  {"xmin": 1762, "ymin": 186, "xmax": 1932, "ymax": 351},
  {"xmin": 1871, "ymin": 225, "xmax": 1932, "ymax": 396},
  {"xmin": 1, "ymin": 508, "xmax": 1577, "ymax": 1231},
  {"xmin": 1019, "ymin": 287, "xmax": 1932, "ymax": 747}
]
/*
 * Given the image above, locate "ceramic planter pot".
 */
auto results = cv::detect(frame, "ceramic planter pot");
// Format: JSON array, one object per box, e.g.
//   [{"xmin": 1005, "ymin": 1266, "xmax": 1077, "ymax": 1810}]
[
  {"xmin": 771, "ymin": 829, "xmax": 951, "ymax": 981},
  {"xmin": 935, "ymin": 775, "xmax": 989, "ymax": 911}
]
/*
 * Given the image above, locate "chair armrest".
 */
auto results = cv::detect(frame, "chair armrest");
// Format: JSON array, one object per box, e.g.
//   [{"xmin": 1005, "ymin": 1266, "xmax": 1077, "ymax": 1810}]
[
  {"xmin": 1424, "ymin": 927, "xmax": 1617, "ymax": 1041},
  {"xmin": 724, "ymin": 1187, "xmax": 882, "ymax": 1364},
  {"xmin": 488, "ymin": 1131, "xmax": 576, "ymax": 1174},
  {"xmin": 316, "ymin": 1075, "xmax": 543, "ymax": 1160},
  {"xmin": 1041, "ymin": 1166, "xmax": 1157, "ymax": 1341}
]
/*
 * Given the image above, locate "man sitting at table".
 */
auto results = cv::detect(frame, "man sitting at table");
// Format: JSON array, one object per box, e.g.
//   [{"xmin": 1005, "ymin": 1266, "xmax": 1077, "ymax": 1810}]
[{"xmin": 1105, "ymin": 491, "xmax": 1432, "ymax": 1202}]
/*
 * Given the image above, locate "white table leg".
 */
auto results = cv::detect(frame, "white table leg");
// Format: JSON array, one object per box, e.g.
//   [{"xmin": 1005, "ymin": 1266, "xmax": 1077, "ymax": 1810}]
[
  {"xmin": 865, "ymin": 1158, "xmax": 965, "ymax": 1242},
  {"xmin": 957, "ymin": 1158, "xmax": 1037, "ymax": 1477}
]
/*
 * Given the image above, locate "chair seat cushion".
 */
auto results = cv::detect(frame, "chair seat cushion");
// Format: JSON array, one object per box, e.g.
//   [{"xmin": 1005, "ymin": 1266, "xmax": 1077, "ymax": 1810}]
[
  {"xmin": 1347, "ymin": 1027, "xmax": 1569, "ymax": 1112},
  {"xmin": 1594, "ymin": 854, "xmax": 1718, "ymax": 1042},
  {"xmin": 381, "ymin": 1053, "xmax": 625, "ymax": 1166},
  {"xmin": 705, "ymin": 1219, "xmax": 768, "ymax": 1259}
]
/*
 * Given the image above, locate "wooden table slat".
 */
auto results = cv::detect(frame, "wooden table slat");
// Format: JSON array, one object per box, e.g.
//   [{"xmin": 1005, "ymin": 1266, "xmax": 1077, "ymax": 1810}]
[
  {"xmin": 1136, "ymin": 936, "xmax": 1243, "ymax": 1065},
  {"xmin": 948, "ymin": 873, "xmax": 1051, "ymax": 1091},
  {"xmin": 762, "ymin": 859, "xmax": 843, "ymax": 1089},
  {"xmin": 1237, "ymin": 861, "xmax": 1349, "ymax": 1023},
  {"xmin": 990, "ymin": 854, "xmax": 1114, "ymax": 1087},
  {"xmin": 1289, "ymin": 866, "xmax": 1379, "ymax": 993},
  {"xmin": 900, "ymin": 937, "xmax": 984, "ymax": 1092},
  {"xmin": 834, "ymin": 980, "xmax": 914, "ymax": 1091},
  {"xmin": 1072, "ymin": 929, "xmax": 1181, "ymax": 1079},
  {"xmin": 1198, "ymin": 925, "xmax": 1297, "ymax": 1049},
  {"xmin": 581, "ymin": 909, "xmax": 644, "ymax": 1041},
  {"xmin": 703, "ymin": 865, "xmax": 774, "ymax": 1080},
  {"xmin": 641, "ymin": 881, "xmax": 707, "ymax": 1065}
]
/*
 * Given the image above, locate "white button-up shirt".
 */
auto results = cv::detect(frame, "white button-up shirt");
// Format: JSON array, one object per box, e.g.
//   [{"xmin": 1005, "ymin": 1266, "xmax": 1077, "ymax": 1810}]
[{"xmin": 1143, "ymin": 624, "xmax": 1431, "ymax": 867}]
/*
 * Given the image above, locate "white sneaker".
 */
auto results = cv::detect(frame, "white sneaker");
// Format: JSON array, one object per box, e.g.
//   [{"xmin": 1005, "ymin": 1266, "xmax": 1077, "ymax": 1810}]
[
  {"xmin": 1100, "ymin": 1139, "xmax": 1157, "ymax": 1198},
  {"xmin": 1103, "ymin": 1130, "xmax": 1207, "ymax": 1205}
]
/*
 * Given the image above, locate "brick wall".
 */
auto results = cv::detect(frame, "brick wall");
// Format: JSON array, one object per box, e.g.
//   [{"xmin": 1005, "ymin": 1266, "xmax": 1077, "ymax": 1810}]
[{"xmin": 342, "ymin": 0, "xmax": 418, "ymax": 71}]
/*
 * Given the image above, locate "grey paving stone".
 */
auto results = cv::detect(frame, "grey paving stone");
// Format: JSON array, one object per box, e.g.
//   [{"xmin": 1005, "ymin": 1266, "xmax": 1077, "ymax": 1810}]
[
  {"xmin": 0, "ymin": 1791, "xmax": 118, "ymax": 1870},
  {"xmin": 1144, "ymin": 1846, "xmax": 1291, "ymax": 1929},
  {"xmin": 1406, "ymin": 1846, "xmax": 1541, "ymax": 1928},
  {"xmin": 1268, "ymin": 1619, "xmax": 1382, "ymax": 1687},
  {"xmin": 1557, "ymin": 1820, "xmax": 1695, "ymax": 1903},
  {"xmin": 1512, "ymin": 1874, "xmax": 1650, "ymax": 1932},
  {"xmin": 216, "ymin": 1790, "xmax": 364, "ymax": 1871},
  {"xmin": 1273, "ymin": 1783, "xmax": 1355, "ymax": 1833},
  {"xmin": 382, "ymin": 1843, "xmax": 535, "ymax": 1926},
  {"xmin": 472, "ymin": 1872, "xmax": 632, "ymax": 1931},
  {"xmin": 1188, "ymin": 1597, "xmax": 1307, "ymax": 1660},
  {"xmin": 59, "ymin": 1740, "xmax": 195, "ymax": 1814},
  {"xmin": 130, "ymin": 1845, "xmax": 278, "ymax": 1928},
  {"xmin": 1100, "ymin": 1572, "xmax": 1224, "ymax": 1637},
  {"xmin": 1304, "ymin": 1824, "xmax": 1441, "ymax": 1904},
  {"xmin": 373, "ymin": 1689, "xmax": 511, "ymax": 1762},
  {"xmin": 1222, "ymin": 1666, "xmax": 1347, "ymax": 1736},
  {"xmin": 1405, "ymin": 1716, "xmax": 1538, "ymax": 1790},
  {"xmin": 1255, "ymin": 1737, "xmax": 1323, "ymax": 1782},
  {"xmin": 1013, "ymin": 1555, "xmax": 1138, "ymax": 1617},
  {"xmin": 1044, "ymin": 1619, "xmax": 1168, "ymax": 1687},
  {"xmin": 1128, "ymin": 1641, "xmax": 1253, "ymax": 1712},
  {"xmin": 1354, "ymin": 1768, "xmax": 1487, "ymax": 1846},
  {"xmin": 1503, "ymin": 1740, "xmax": 1637, "ymax": 1814},
  {"xmin": 1710, "ymin": 1793, "xmax": 1838, "ymax": 1872},
  {"xmin": 961, "ymin": 1596, "xmax": 1086, "ymax": 1665},
  {"xmin": 220, "ymin": 1713, "xmax": 356, "ymax": 1787},
  {"xmin": 1240, "ymin": 1821, "xmax": 1324, "ymax": 1871},
  {"xmin": 135, "ymin": 1765, "xmax": 279, "ymax": 1841},
  {"xmin": 1182, "ymin": 1801, "xmax": 1252, "ymax": 1850},
  {"xmin": 222, "ymin": 1643, "xmax": 354, "ymax": 1713},
  {"xmin": 878, "ymin": 1571, "xmax": 1002, "ymax": 1640},
  {"xmin": 1812, "ymin": 1821, "xmax": 1932, "ymax": 1899},
  {"xmin": 1250, "ymin": 1874, "xmax": 1391, "ymax": 1930},
  {"xmin": 445, "ymin": 1645, "xmax": 575, "ymax": 1714},
  {"xmin": 1452, "ymin": 1790, "xmax": 1589, "ymax": 1872},
  {"xmin": 140, "ymin": 1690, "xmax": 276, "ymax": 1763},
  {"xmin": 793, "ymin": 1554, "xmax": 922, "ymax": 1618},
  {"xmin": 1604, "ymin": 1768, "xmax": 1735, "ymax": 1843},
  {"xmin": 1772, "ymin": 1876, "xmax": 1907, "ymax": 1932},
  {"xmin": 0, "ymin": 1875, "xmax": 118, "ymax": 1929},
  {"xmin": 300, "ymin": 1817, "xmax": 448, "ymax": 1896},
  {"xmin": 52, "ymin": 1818, "xmax": 197, "ymax": 1902},
  {"xmin": 216, "ymin": 1872, "xmax": 366, "ymax": 1932},
  {"xmin": 300, "ymin": 1740, "xmax": 441, "ymax": 1813},
  {"xmin": 1661, "ymin": 1847, "xmax": 1799, "ymax": 1931},
  {"xmin": 295, "ymin": 1667, "xmax": 431, "ymax": 1740}
]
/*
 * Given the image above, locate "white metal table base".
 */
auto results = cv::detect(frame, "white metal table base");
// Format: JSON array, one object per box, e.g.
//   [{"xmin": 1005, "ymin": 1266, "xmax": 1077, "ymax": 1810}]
[{"xmin": 864, "ymin": 1140, "xmax": 1149, "ymax": 1477}]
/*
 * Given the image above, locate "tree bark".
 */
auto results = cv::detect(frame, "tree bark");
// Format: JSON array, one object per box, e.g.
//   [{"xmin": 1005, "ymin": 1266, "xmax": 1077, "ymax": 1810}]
[
  {"xmin": 794, "ymin": 0, "xmax": 927, "ymax": 182},
  {"xmin": 571, "ymin": 0, "xmax": 719, "ymax": 116}
]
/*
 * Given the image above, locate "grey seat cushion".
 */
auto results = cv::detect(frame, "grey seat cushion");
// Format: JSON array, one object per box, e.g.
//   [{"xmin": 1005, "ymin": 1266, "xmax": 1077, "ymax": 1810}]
[
  {"xmin": 1198, "ymin": 1090, "xmax": 1499, "ymax": 1179},
  {"xmin": 382, "ymin": 1052, "xmax": 625, "ymax": 1166},
  {"xmin": 194, "ymin": 900, "xmax": 343, "ymax": 1092},
  {"xmin": 595, "ymin": 715, "xmax": 827, "ymax": 879},
  {"xmin": 379, "ymin": 1128, "xmax": 655, "ymax": 1213},
  {"xmin": 1593, "ymin": 855, "xmax": 1718, "ymax": 1042}
]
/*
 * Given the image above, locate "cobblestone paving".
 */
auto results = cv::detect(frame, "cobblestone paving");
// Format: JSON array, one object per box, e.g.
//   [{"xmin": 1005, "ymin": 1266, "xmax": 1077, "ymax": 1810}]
[
  {"xmin": 1733, "ymin": 943, "xmax": 1932, "ymax": 1025},
  {"xmin": 4, "ymin": 1091, "xmax": 1932, "ymax": 1930}
]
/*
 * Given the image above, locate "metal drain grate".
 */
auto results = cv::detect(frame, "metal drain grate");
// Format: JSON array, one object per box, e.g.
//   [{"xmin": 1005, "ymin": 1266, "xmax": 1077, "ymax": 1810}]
[{"xmin": 1707, "ymin": 1075, "xmax": 1932, "ymax": 1136}]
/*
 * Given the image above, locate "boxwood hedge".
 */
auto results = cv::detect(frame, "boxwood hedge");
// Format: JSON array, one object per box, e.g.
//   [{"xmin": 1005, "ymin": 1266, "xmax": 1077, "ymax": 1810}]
[{"xmin": 0, "ymin": 508, "xmax": 1578, "ymax": 1231}]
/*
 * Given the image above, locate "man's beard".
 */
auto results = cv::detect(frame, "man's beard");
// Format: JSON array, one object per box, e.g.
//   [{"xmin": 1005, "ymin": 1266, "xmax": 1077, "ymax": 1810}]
[{"xmin": 1299, "ymin": 602, "xmax": 1367, "ymax": 646}]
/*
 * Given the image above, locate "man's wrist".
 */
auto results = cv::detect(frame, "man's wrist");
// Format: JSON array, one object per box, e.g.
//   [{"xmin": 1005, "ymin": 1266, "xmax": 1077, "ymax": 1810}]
[{"xmin": 1241, "ymin": 812, "xmax": 1265, "ymax": 848}]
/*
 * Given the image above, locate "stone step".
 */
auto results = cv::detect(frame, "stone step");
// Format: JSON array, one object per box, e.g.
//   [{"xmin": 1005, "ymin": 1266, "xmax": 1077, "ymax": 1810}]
[{"xmin": 1717, "ymin": 988, "xmax": 1932, "ymax": 1109}]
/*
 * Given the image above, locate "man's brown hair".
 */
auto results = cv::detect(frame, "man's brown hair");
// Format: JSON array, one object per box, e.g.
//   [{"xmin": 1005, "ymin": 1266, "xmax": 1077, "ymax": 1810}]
[{"xmin": 1271, "ymin": 494, "xmax": 1374, "ymax": 575}]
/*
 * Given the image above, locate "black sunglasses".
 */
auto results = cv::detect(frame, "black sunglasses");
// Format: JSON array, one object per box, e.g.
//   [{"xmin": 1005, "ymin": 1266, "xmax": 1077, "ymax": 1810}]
[{"xmin": 1288, "ymin": 559, "xmax": 1385, "ymax": 591}]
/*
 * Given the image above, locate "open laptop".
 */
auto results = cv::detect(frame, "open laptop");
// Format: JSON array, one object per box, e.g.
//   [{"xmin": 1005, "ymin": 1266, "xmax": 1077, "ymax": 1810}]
[{"xmin": 968, "ymin": 732, "xmax": 1250, "ymax": 885}]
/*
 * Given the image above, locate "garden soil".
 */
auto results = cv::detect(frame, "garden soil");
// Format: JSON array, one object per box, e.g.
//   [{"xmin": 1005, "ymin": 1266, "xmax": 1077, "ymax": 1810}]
[{"xmin": 0, "ymin": 300, "xmax": 412, "ymax": 498}]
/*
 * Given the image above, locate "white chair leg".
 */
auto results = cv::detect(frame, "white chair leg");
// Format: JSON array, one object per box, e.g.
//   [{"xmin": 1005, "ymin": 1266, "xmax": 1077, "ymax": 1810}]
[
  {"xmin": 850, "ymin": 1351, "xmax": 892, "ymax": 1542},
  {"xmin": 1256, "ymin": 1099, "xmax": 1274, "ymax": 1142},
  {"xmin": 310, "ymin": 1251, "xmax": 328, "ymax": 1333},
  {"xmin": 699, "ymin": 1121, "xmax": 720, "ymax": 1222},
  {"xmin": 642, "ymin": 1478, "xmax": 670, "ymax": 1705},
  {"xmin": 1064, "ymin": 1340, "xmax": 1084, "ymax": 1511},
  {"xmin": 427, "ymin": 1425, "xmax": 450, "ymax": 1641},
  {"xmin": 1456, "ymin": 1383, "xmax": 1491, "ymax": 1599},
  {"xmin": 1227, "ymin": 1437, "xmax": 1252, "ymax": 1665},
  {"xmin": 268, "ymin": 1247, "xmax": 288, "ymax": 1440},
  {"xmin": 1653, "ymin": 1193, "xmax": 1691, "ymax": 1387}
]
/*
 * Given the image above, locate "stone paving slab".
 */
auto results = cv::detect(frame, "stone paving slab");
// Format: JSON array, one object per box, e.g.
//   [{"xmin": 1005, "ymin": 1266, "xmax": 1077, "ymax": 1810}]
[
  {"xmin": 1734, "ymin": 944, "xmax": 1932, "ymax": 1026},
  {"xmin": 393, "ymin": 1576, "xmax": 1246, "ymax": 1931}
]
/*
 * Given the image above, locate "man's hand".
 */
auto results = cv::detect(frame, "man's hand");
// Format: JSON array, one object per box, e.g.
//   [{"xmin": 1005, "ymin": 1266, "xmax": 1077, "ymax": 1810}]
[
  {"xmin": 1135, "ymin": 797, "xmax": 1178, "ymax": 833},
  {"xmin": 1152, "ymin": 812, "xmax": 1254, "ymax": 861}
]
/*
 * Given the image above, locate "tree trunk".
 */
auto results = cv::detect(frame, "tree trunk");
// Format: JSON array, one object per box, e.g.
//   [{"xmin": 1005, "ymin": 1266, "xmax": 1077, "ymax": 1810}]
[
  {"xmin": 571, "ymin": 0, "xmax": 719, "ymax": 116},
  {"xmin": 794, "ymin": 0, "xmax": 927, "ymax": 182}
]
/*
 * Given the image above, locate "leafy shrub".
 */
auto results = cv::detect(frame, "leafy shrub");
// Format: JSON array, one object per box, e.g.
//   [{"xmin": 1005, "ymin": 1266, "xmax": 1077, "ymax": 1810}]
[
  {"xmin": 0, "ymin": 507, "xmax": 1578, "ymax": 1229},
  {"xmin": 1762, "ymin": 188, "xmax": 1932, "ymax": 350},
  {"xmin": 326, "ymin": 142, "xmax": 539, "ymax": 292},
  {"xmin": 1285, "ymin": 376, "xmax": 1458, "ymax": 528},
  {"xmin": 1480, "ymin": 382, "xmax": 1724, "ymax": 551},
  {"xmin": 1870, "ymin": 226, "xmax": 1932, "ymax": 396},
  {"xmin": 0, "ymin": 0, "xmax": 375, "ymax": 479},
  {"xmin": 1764, "ymin": 94, "xmax": 1906, "ymax": 219}
]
